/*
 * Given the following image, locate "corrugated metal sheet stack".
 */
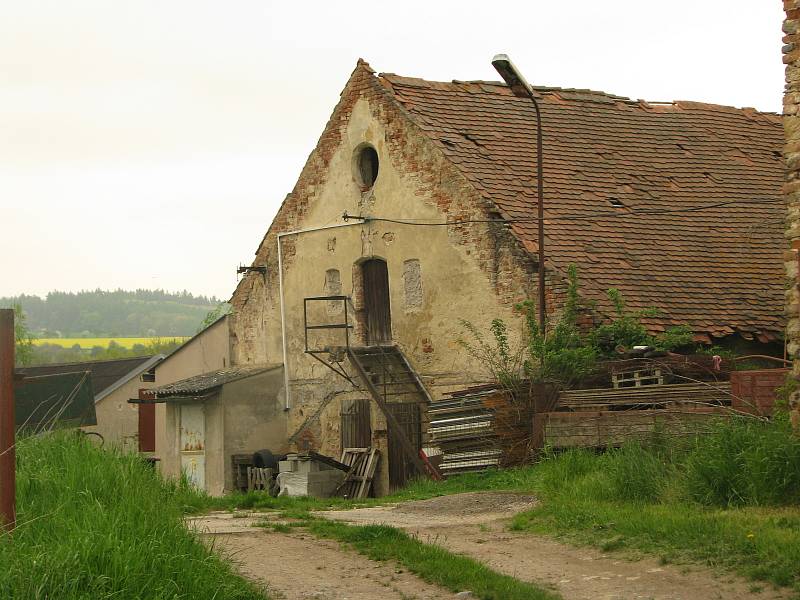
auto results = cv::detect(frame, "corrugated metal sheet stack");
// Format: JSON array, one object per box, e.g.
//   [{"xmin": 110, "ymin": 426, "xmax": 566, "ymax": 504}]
[{"xmin": 428, "ymin": 386, "xmax": 526, "ymax": 476}]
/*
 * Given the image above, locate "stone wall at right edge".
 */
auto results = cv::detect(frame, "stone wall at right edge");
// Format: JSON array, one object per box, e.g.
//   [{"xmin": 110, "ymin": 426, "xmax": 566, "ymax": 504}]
[{"xmin": 783, "ymin": 0, "xmax": 800, "ymax": 428}]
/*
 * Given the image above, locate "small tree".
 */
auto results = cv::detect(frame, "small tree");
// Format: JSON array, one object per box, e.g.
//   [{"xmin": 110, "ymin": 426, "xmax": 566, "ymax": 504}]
[
  {"xmin": 459, "ymin": 265, "xmax": 695, "ymax": 392},
  {"xmin": 198, "ymin": 303, "xmax": 231, "ymax": 333},
  {"xmin": 518, "ymin": 264, "xmax": 597, "ymax": 387},
  {"xmin": 459, "ymin": 264, "xmax": 597, "ymax": 393},
  {"xmin": 10, "ymin": 303, "xmax": 35, "ymax": 366},
  {"xmin": 458, "ymin": 318, "xmax": 525, "ymax": 395}
]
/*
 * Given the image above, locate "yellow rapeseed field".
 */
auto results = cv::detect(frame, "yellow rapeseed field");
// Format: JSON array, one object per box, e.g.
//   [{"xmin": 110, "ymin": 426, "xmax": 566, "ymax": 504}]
[{"xmin": 34, "ymin": 337, "xmax": 189, "ymax": 349}]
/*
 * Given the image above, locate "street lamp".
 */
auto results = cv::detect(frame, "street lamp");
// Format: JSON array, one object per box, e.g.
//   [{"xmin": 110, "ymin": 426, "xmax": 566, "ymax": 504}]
[{"xmin": 491, "ymin": 54, "xmax": 546, "ymax": 334}]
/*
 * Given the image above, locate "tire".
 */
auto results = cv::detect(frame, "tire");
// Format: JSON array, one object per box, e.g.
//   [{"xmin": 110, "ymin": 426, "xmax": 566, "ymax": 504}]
[{"xmin": 252, "ymin": 449, "xmax": 278, "ymax": 470}]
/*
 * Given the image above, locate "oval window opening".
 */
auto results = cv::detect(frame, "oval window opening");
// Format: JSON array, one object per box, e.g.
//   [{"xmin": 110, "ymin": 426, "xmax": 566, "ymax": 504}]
[{"xmin": 357, "ymin": 146, "xmax": 379, "ymax": 189}]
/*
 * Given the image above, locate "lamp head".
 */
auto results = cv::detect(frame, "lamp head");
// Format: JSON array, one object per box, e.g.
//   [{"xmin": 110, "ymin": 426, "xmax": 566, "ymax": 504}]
[{"xmin": 491, "ymin": 53, "xmax": 532, "ymax": 98}]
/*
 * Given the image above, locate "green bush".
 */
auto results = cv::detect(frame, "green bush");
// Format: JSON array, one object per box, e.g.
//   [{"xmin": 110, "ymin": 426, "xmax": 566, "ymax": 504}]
[{"xmin": 535, "ymin": 419, "xmax": 800, "ymax": 509}]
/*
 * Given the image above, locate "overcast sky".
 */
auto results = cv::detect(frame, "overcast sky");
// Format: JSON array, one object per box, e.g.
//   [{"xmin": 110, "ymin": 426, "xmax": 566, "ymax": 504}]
[{"xmin": 0, "ymin": 1, "xmax": 786, "ymax": 300}]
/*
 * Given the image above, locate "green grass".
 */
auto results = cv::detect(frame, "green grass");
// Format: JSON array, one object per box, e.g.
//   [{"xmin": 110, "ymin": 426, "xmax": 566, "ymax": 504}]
[
  {"xmin": 307, "ymin": 519, "xmax": 559, "ymax": 600},
  {"xmin": 508, "ymin": 418, "xmax": 800, "ymax": 592},
  {"xmin": 512, "ymin": 500, "xmax": 800, "ymax": 588},
  {"xmin": 0, "ymin": 432, "xmax": 265, "ymax": 599}
]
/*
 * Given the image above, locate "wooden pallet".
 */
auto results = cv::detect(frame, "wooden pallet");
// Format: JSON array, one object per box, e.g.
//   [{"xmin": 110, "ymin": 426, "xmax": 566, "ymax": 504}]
[
  {"xmin": 336, "ymin": 447, "xmax": 379, "ymax": 499},
  {"xmin": 612, "ymin": 367, "xmax": 663, "ymax": 388},
  {"xmin": 232, "ymin": 453, "xmax": 254, "ymax": 492}
]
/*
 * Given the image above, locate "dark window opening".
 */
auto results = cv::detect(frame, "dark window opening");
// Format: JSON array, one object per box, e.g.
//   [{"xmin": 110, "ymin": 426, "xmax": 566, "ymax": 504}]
[
  {"xmin": 608, "ymin": 198, "xmax": 624, "ymax": 208},
  {"xmin": 357, "ymin": 146, "xmax": 379, "ymax": 189}
]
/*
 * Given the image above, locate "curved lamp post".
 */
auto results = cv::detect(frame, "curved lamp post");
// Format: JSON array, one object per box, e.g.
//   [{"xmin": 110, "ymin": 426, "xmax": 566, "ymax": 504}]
[{"xmin": 491, "ymin": 54, "xmax": 546, "ymax": 333}]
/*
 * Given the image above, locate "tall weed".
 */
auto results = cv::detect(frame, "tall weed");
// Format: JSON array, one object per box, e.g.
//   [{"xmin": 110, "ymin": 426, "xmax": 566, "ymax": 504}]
[
  {"xmin": 603, "ymin": 442, "xmax": 670, "ymax": 503},
  {"xmin": 684, "ymin": 418, "xmax": 800, "ymax": 506}
]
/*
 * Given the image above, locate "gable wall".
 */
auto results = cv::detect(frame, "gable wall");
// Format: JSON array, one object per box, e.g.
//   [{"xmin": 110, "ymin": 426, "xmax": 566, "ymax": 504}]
[
  {"xmin": 229, "ymin": 64, "xmax": 568, "ymax": 489},
  {"xmin": 82, "ymin": 376, "xmax": 151, "ymax": 452}
]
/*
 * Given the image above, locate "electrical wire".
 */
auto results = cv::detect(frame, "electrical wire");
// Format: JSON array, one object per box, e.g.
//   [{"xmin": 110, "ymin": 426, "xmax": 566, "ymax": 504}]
[{"xmin": 341, "ymin": 197, "xmax": 784, "ymax": 227}]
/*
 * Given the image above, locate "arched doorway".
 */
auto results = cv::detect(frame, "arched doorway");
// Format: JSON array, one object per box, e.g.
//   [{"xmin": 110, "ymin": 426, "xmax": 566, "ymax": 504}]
[{"xmin": 361, "ymin": 258, "xmax": 392, "ymax": 345}]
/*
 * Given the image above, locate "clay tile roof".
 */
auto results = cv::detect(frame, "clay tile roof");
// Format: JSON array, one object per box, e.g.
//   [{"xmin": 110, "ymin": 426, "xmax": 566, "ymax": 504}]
[{"xmin": 376, "ymin": 73, "xmax": 785, "ymax": 340}]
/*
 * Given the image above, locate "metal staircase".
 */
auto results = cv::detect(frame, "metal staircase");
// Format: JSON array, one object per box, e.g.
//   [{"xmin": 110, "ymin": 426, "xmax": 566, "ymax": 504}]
[
  {"xmin": 348, "ymin": 346, "xmax": 432, "ymax": 406},
  {"xmin": 346, "ymin": 346, "xmax": 439, "ymax": 481},
  {"xmin": 302, "ymin": 295, "xmax": 440, "ymax": 481}
]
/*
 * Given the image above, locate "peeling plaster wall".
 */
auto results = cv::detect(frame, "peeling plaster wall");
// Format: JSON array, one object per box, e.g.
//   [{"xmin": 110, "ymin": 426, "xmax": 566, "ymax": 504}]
[{"xmin": 221, "ymin": 367, "xmax": 288, "ymax": 492}]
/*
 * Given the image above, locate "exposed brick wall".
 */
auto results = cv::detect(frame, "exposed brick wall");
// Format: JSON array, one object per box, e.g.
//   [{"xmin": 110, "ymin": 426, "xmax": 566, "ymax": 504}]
[{"xmin": 784, "ymin": 1, "xmax": 800, "ymax": 428}]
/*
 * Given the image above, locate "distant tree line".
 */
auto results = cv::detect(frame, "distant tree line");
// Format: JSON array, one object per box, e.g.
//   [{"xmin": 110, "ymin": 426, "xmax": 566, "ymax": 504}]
[{"xmin": 0, "ymin": 289, "xmax": 224, "ymax": 338}]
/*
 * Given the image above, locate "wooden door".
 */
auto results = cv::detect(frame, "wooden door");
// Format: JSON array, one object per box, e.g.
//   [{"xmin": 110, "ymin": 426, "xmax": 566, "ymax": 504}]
[
  {"xmin": 387, "ymin": 402, "xmax": 421, "ymax": 490},
  {"xmin": 362, "ymin": 259, "xmax": 392, "ymax": 344},
  {"xmin": 137, "ymin": 388, "xmax": 156, "ymax": 452},
  {"xmin": 340, "ymin": 398, "xmax": 371, "ymax": 451},
  {"xmin": 179, "ymin": 404, "xmax": 206, "ymax": 491}
]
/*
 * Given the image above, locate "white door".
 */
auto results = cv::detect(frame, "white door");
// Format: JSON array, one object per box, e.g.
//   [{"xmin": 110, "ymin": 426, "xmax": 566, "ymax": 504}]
[{"xmin": 179, "ymin": 404, "xmax": 205, "ymax": 490}]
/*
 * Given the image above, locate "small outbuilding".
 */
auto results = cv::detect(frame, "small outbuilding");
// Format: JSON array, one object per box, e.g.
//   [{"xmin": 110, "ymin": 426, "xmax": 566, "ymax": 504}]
[{"xmin": 146, "ymin": 364, "xmax": 287, "ymax": 495}]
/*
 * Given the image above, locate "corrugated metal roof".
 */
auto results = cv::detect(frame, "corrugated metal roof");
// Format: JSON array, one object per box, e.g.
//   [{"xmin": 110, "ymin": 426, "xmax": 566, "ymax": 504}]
[
  {"xmin": 150, "ymin": 364, "xmax": 281, "ymax": 398},
  {"xmin": 14, "ymin": 371, "xmax": 97, "ymax": 429}
]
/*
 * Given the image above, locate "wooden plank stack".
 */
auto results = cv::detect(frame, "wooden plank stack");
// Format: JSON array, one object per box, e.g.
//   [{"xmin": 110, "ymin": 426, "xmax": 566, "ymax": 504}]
[
  {"xmin": 546, "ymin": 382, "xmax": 733, "ymax": 448},
  {"xmin": 560, "ymin": 382, "xmax": 732, "ymax": 411}
]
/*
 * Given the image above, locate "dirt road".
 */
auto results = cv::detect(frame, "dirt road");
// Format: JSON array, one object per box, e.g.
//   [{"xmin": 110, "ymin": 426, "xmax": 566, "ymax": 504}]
[
  {"xmin": 187, "ymin": 512, "xmax": 457, "ymax": 600},
  {"xmin": 320, "ymin": 492, "xmax": 791, "ymax": 600}
]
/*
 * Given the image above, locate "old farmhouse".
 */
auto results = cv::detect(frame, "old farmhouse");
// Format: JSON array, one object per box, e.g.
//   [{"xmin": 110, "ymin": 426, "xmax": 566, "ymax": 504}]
[{"xmin": 198, "ymin": 59, "xmax": 785, "ymax": 494}]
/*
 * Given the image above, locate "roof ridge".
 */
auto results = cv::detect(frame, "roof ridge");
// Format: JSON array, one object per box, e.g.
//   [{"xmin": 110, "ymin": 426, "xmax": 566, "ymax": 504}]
[{"xmin": 378, "ymin": 72, "xmax": 779, "ymax": 116}]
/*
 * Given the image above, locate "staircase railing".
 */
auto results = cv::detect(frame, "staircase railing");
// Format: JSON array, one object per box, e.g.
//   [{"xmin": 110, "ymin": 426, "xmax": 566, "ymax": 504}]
[{"xmin": 347, "ymin": 348, "xmax": 441, "ymax": 481}]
